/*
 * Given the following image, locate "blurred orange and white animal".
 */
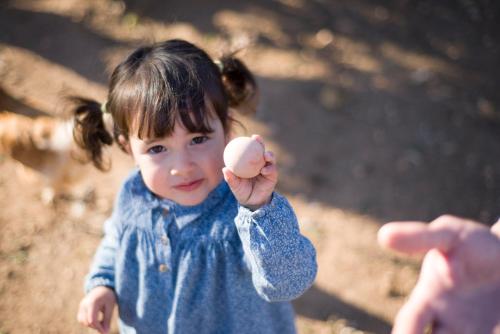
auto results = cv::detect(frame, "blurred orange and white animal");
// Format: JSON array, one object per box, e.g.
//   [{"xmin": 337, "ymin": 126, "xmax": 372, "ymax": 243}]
[{"xmin": 0, "ymin": 111, "xmax": 86, "ymax": 203}]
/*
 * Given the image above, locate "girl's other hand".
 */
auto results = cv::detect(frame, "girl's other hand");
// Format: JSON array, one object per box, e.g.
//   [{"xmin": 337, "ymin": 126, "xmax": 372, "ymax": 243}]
[
  {"xmin": 77, "ymin": 286, "xmax": 116, "ymax": 334},
  {"xmin": 223, "ymin": 135, "xmax": 277, "ymax": 211}
]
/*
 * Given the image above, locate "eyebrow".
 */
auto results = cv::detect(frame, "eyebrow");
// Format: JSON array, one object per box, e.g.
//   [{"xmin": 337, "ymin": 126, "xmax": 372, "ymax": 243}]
[{"xmin": 142, "ymin": 138, "xmax": 161, "ymax": 145}]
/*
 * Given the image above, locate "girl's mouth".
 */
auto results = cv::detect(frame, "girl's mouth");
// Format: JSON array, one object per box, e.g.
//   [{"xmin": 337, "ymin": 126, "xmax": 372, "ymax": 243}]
[{"xmin": 173, "ymin": 179, "xmax": 203, "ymax": 191}]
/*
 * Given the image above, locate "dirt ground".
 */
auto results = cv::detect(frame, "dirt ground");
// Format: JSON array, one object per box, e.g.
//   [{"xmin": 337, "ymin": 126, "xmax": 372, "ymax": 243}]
[{"xmin": 1, "ymin": 1, "xmax": 500, "ymax": 333}]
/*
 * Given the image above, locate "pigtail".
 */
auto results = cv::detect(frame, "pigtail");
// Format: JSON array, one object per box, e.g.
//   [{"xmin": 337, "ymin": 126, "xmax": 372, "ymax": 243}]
[
  {"xmin": 70, "ymin": 97, "xmax": 113, "ymax": 171},
  {"xmin": 217, "ymin": 55, "xmax": 258, "ymax": 115}
]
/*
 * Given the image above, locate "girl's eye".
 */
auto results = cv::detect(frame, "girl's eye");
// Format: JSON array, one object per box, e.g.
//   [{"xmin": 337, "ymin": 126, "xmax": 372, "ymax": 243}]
[
  {"xmin": 191, "ymin": 136, "xmax": 208, "ymax": 145},
  {"xmin": 147, "ymin": 145, "xmax": 166, "ymax": 155}
]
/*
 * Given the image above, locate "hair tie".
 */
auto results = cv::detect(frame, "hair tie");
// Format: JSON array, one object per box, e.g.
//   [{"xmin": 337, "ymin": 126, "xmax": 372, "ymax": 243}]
[
  {"xmin": 100, "ymin": 101, "xmax": 109, "ymax": 114},
  {"xmin": 214, "ymin": 59, "xmax": 223, "ymax": 71}
]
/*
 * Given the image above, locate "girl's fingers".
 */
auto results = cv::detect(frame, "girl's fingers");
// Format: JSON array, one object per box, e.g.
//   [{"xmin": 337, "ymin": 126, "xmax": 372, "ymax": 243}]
[
  {"xmin": 264, "ymin": 151, "xmax": 275, "ymax": 164},
  {"xmin": 101, "ymin": 303, "xmax": 113, "ymax": 334},
  {"xmin": 260, "ymin": 163, "xmax": 278, "ymax": 181},
  {"xmin": 222, "ymin": 167, "xmax": 242, "ymax": 189},
  {"xmin": 222, "ymin": 167, "xmax": 235, "ymax": 182},
  {"xmin": 88, "ymin": 303, "xmax": 105, "ymax": 333},
  {"xmin": 77, "ymin": 304, "xmax": 88, "ymax": 326},
  {"xmin": 86, "ymin": 303, "xmax": 95, "ymax": 327},
  {"xmin": 260, "ymin": 164, "xmax": 274, "ymax": 175},
  {"xmin": 251, "ymin": 134, "xmax": 264, "ymax": 146}
]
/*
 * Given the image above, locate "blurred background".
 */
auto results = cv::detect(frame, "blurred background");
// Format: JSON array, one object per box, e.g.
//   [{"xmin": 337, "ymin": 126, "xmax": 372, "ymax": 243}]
[{"xmin": 0, "ymin": 0, "xmax": 499, "ymax": 333}]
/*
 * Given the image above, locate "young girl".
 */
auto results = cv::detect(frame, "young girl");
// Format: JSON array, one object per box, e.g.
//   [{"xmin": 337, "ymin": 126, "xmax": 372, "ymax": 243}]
[{"xmin": 74, "ymin": 39, "xmax": 317, "ymax": 334}]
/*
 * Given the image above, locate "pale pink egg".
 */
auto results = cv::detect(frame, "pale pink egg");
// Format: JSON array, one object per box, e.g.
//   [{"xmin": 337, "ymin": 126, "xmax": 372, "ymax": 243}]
[{"xmin": 223, "ymin": 136, "xmax": 265, "ymax": 178}]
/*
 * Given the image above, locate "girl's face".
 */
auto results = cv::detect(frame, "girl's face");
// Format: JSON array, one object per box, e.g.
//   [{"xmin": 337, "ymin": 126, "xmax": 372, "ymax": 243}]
[{"xmin": 126, "ymin": 115, "xmax": 229, "ymax": 206}]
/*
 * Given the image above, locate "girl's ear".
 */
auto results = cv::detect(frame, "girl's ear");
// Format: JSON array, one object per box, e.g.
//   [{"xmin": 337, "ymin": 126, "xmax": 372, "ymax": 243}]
[
  {"xmin": 224, "ymin": 131, "xmax": 232, "ymax": 146},
  {"xmin": 118, "ymin": 135, "xmax": 132, "ymax": 155},
  {"xmin": 225, "ymin": 110, "xmax": 235, "ymax": 145}
]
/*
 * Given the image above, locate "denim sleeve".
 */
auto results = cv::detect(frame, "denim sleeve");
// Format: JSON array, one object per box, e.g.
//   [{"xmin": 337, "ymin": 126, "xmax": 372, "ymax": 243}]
[
  {"xmin": 235, "ymin": 192, "xmax": 317, "ymax": 302},
  {"xmin": 84, "ymin": 217, "xmax": 121, "ymax": 293}
]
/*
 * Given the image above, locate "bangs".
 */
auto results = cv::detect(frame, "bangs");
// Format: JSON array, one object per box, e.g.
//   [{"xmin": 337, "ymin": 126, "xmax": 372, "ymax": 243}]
[
  {"xmin": 108, "ymin": 40, "xmax": 230, "ymax": 142},
  {"xmin": 111, "ymin": 60, "xmax": 216, "ymax": 140}
]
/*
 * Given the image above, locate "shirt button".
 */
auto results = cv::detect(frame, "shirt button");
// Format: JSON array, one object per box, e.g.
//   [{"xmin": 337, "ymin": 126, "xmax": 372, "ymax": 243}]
[
  {"xmin": 162, "ymin": 208, "xmax": 169, "ymax": 217},
  {"xmin": 161, "ymin": 235, "xmax": 168, "ymax": 245},
  {"xmin": 159, "ymin": 264, "xmax": 169, "ymax": 272}
]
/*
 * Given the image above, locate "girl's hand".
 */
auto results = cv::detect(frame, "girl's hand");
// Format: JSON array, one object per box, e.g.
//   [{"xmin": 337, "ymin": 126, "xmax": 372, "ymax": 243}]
[
  {"xmin": 223, "ymin": 135, "xmax": 277, "ymax": 211},
  {"xmin": 77, "ymin": 286, "xmax": 116, "ymax": 334}
]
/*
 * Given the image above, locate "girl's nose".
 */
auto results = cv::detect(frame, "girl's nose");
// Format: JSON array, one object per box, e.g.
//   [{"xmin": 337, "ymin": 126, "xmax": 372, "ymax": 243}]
[{"xmin": 170, "ymin": 151, "xmax": 194, "ymax": 176}]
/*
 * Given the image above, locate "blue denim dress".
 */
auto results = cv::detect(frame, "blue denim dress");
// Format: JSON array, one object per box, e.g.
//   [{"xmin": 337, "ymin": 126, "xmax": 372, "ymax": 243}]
[{"xmin": 85, "ymin": 169, "xmax": 317, "ymax": 334}]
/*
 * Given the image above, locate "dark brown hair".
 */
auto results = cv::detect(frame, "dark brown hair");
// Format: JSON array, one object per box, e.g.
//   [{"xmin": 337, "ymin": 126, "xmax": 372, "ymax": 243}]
[{"xmin": 72, "ymin": 39, "xmax": 257, "ymax": 170}]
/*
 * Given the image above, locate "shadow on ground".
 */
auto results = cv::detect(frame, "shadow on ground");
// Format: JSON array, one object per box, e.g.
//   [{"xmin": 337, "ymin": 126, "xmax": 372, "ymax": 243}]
[{"xmin": 293, "ymin": 285, "xmax": 392, "ymax": 333}]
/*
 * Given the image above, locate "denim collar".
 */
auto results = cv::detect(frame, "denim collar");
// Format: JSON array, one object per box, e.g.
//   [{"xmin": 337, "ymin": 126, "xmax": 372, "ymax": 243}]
[{"xmin": 126, "ymin": 169, "xmax": 230, "ymax": 227}]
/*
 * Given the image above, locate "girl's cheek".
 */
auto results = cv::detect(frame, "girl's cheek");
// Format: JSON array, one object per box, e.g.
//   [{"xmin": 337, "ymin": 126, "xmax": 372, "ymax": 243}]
[
  {"xmin": 141, "ymin": 164, "xmax": 166, "ymax": 191},
  {"xmin": 212, "ymin": 138, "xmax": 227, "ymax": 161},
  {"xmin": 206, "ymin": 146, "xmax": 225, "ymax": 168},
  {"xmin": 151, "ymin": 166, "xmax": 167, "ymax": 184}
]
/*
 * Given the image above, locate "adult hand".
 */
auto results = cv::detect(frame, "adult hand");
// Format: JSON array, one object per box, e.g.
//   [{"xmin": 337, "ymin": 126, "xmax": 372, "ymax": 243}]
[
  {"xmin": 77, "ymin": 286, "xmax": 116, "ymax": 334},
  {"xmin": 378, "ymin": 215, "xmax": 500, "ymax": 334},
  {"xmin": 222, "ymin": 135, "xmax": 277, "ymax": 211}
]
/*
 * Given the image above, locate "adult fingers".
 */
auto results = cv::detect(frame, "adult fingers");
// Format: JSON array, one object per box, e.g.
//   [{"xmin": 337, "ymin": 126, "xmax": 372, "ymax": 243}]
[
  {"xmin": 491, "ymin": 220, "xmax": 500, "ymax": 238},
  {"xmin": 378, "ymin": 221, "xmax": 457, "ymax": 255},
  {"xmin": 392, "ymin": 289, "xmax": 435, "ymax": 334},
  {"xmin": 431, "ymin": 327, "xmax": 451, "ymax": 334}
]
